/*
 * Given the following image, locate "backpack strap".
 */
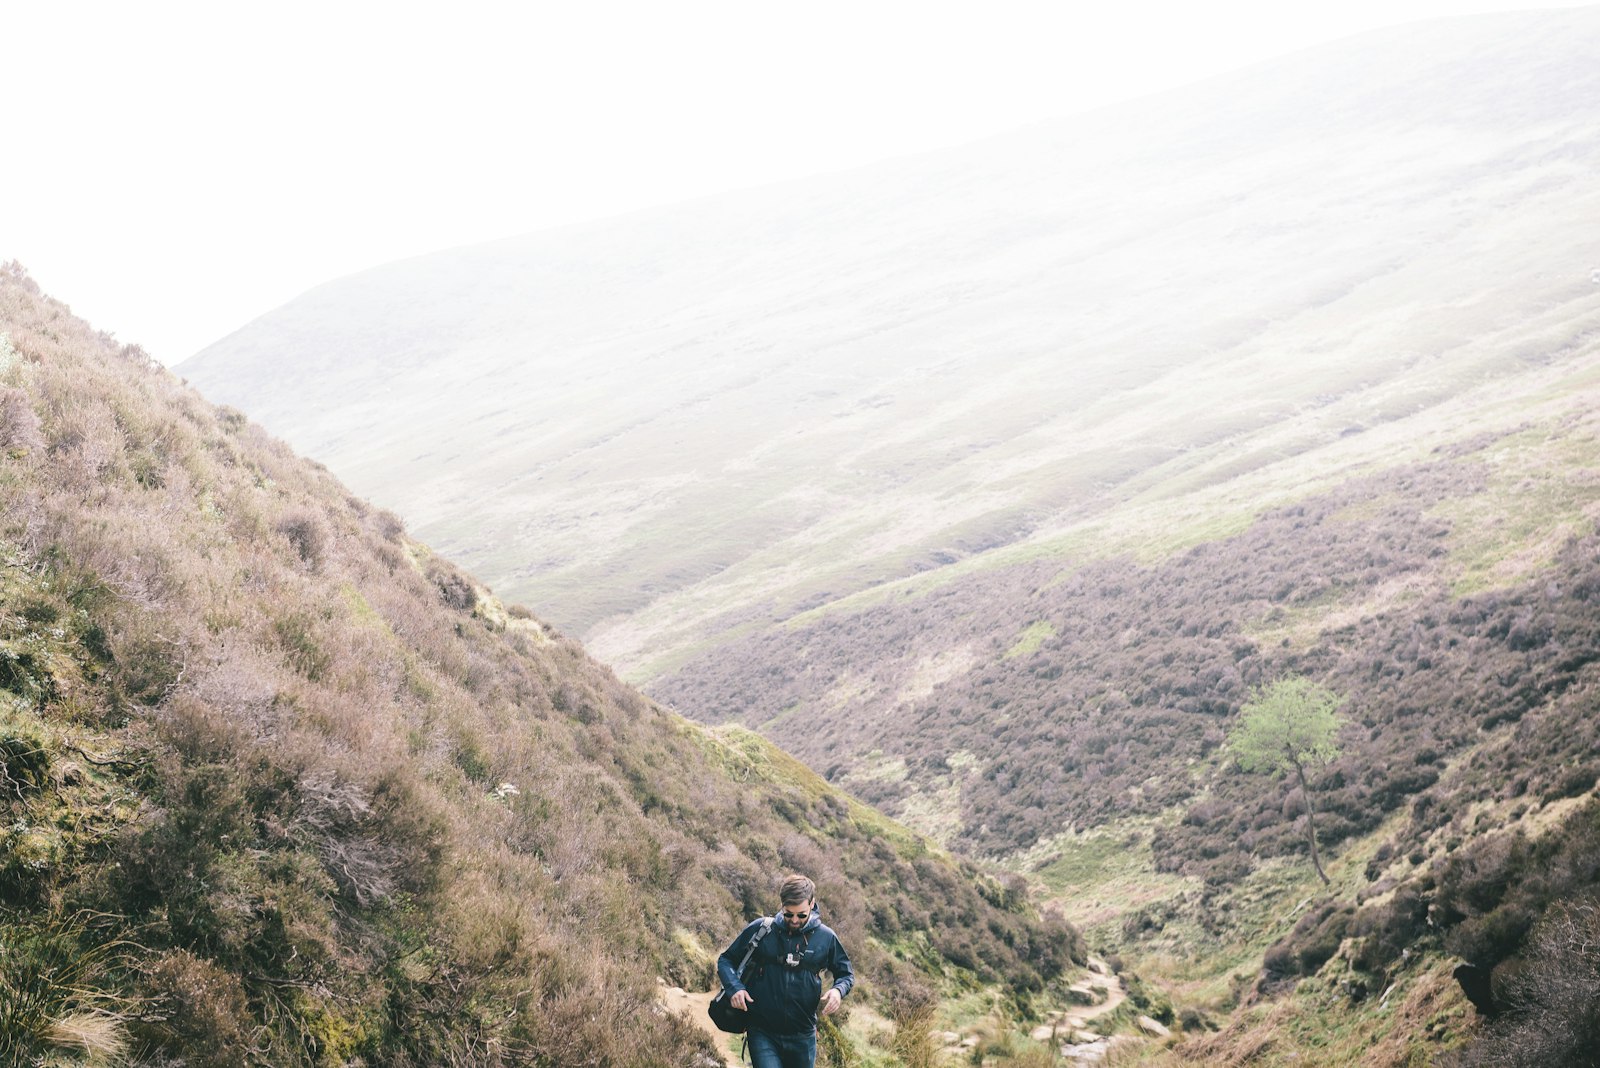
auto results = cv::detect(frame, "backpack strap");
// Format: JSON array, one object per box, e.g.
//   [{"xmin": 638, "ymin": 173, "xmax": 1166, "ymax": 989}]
[{"xmin": 733, "ymin": 917, "xmax": 774, "ymax": 979}]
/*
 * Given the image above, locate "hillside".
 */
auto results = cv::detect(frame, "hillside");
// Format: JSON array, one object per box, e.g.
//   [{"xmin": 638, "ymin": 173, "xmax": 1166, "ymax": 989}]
[
  {"xmin": 654, "ymin": 406, "xmax": 1600, "ymax": 1059},
  {"xmin": 0, "ymin": 266, "xmax": 1085, "ymax": 1066},
  {"xmin": 181, "ymin": 8, "xmax": 1600, "ymax": 688},
  {"xmin": 657, "ymin": 422, "xmax": 1600, "ymax": 858}
]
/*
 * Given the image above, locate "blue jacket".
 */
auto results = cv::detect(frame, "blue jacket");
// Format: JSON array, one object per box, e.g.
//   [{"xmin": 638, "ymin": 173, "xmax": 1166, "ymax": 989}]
[{"xmin": 717, "ymin": 908, "xmax": 854, "ymax": 1035}]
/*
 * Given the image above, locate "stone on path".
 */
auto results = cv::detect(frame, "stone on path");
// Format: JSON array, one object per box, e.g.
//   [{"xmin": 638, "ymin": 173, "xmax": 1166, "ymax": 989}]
[
  {"xmin": 1067, "ymin": 984, "xmax": 1100, "ymax": 1005},
  {"xmin": 1061, "ymin": 1040, "xmax": 1111, "ymax": 1062}
]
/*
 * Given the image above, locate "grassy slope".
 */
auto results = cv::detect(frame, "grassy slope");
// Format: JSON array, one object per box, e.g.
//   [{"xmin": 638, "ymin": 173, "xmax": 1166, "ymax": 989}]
[{"xmin": 0, "ymin": 268, "xmax": 1088, "ymax": 1066}]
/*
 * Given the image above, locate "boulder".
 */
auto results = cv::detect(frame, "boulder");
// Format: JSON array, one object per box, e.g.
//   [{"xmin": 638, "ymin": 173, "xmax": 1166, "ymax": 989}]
[
  {"xmin": 1137, "ymin": 1015, "xmax": 1172, "ymax": 1038},
  {"xmin": 1453, "ymin": 963, "xmax": 1497, "ymax": 1017},
  {"xmin": 1062, "ymin": 1040, "xmax": 1111, "ymax": 1062}
]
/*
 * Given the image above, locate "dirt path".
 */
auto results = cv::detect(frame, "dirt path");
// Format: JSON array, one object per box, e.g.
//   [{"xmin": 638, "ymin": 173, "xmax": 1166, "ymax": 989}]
[
  {"xmin": 1067, "ymin": 961, "xmax": 1127, "ymax": 1025},
  {"xmin": 663, "ymin": 960, "xmax": 1134, "ymax": 1066},
  {"xmin": 657, "ymin": 982, "xmax": 741, "ymax": 1067}
]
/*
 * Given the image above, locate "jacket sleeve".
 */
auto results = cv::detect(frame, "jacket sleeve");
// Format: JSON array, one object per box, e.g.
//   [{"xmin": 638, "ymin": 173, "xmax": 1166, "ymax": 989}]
[
  {"xmin": 827, "ymin": 933, "xmax": 855, "ymax": 998},
  {"xmin": 716, "ymin": 921, "xmax": 758, "ymax": 994}
]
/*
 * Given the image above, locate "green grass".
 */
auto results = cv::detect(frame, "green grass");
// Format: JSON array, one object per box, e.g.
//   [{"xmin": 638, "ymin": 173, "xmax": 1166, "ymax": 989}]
[
  {"xmin": 683, "ymin": 721, "xmax": 936, "ymax": 858},
  {"xmin": 1431, "ymin": 417, "xmax": 1600, "ymax": 596},
  {"xmin": 1020, "ymin": 797, "xmax": 1425, "ymax": 1018},
  {"xmin": 1126, "ymin": 954, "xmax": 1472, "ymax": 1067},
  {"xmin": 1003, "ymin": 622, "xmax": 1057, "ymax": 661}
]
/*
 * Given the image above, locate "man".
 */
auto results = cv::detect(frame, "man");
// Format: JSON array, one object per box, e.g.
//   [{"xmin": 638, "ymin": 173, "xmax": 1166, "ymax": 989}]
[{"xmin": 717, "ymin": 873, "xmax": 855, "ymax": 1068}]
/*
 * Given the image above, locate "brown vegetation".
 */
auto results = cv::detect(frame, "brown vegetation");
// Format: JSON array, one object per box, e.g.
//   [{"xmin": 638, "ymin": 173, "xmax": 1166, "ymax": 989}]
[{"xmin": 656, "ymin": 452, "xmax": 1600, "ymax": 873}]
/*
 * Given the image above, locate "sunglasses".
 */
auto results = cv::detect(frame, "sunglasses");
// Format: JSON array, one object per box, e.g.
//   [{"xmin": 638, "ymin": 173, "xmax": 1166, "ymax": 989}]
[{"xmin": 781, "ymin": 909, "xmax": 811, "ymax": 921}]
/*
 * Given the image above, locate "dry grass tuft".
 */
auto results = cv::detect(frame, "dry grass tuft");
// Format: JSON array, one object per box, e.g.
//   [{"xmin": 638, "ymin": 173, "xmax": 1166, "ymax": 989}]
[{"xmin": 45, "ymin": 1011, "xmax": 130, "ymax": 1062}]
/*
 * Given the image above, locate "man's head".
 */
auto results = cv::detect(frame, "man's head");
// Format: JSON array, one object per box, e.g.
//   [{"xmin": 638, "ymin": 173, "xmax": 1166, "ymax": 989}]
[{"xmin": 779, "ymin": 873, "xmax": 815, "ymax": 930}]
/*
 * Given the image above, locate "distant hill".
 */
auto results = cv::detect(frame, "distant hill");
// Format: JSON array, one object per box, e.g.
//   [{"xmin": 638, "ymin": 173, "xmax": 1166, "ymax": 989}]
[
  {"xmin": 0, "ymin": 266, "xmax": 1082, "ymax": 1066},
  {"xmin": 182, "ymin": 8, "xmax": 1600, "ymax": 690}
]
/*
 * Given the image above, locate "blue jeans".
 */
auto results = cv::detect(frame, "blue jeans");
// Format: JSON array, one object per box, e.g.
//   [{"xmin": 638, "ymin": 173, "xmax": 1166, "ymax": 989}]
[{"xmin": 747, "ymin": 1028, "xmax": 816, "ymax": 1068}]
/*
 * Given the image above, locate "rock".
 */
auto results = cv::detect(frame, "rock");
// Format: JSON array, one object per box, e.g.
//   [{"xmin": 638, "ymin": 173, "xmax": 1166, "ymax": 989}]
[
  {"xmin": 1030, "ymin": 1024, "xmax": 1056, "ymax": 1042},
  {"xmin": 1453, "ymin": 963, "xmax": 1497, "ymax": 1016},
  {"xmin": 1072, "ymin": 1030, "xmax": 1103, "ymax": 1044},
  {"xmin": 1137, "ymin": 1015, "xmax": 1172, "ymax": 1038},
  {"xmin": 1062, "ymin": 1040, "xmax": 1111, "ymax": 1062},
  {"xmin": 1088, "ymin": 958, "xmax": 1107, "ymax": 975},
  {"xmin": 1067, "ymin": 984, "xmax": 1100, "ymax": 1005}
]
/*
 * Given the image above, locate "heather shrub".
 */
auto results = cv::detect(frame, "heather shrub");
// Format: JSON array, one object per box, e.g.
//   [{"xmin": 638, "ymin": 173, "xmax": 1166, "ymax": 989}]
[
  {"xmin": 104, "ymin": 612, "xmax": 186, "ymax": 708},
  {"xmin": 274, "ymin": 508, "xmax": 328, "ymax": 571},
  {"xmin": 1442, "ymin": 832, "xmax": 1529, "ymax": 912},
  {"xmin": 426, "ymin": 555, "xmax": 477, "ymax": 611},
  {"xmin": 1447, "ymin": 904, "xmax": 1539, "ymax": 969},
  {"xmin": 133, "ymin": 950, "xmax": 253, "ymax": 1067},
  {"xmin": 1451, "ymin": 898, "xmax": 1600, "ymax": 1067},
  {"xmin": 271, "ymin": 609, "xmax": 333, "ymax": 682},
  {"xmin": 1351, "ymin": 881, "xmax": 1433, "ymax": 973},
  {"xmin": 0, "ymin": 386, "xmax": 43, "ymax": 451},
  {"xmin": 0, "ymin": 726, "xmax": 50, "ymax": 798},
  {"xmin": 369, "ymin": 507, "xmax": 405, "ymax": 542},
  {"xmin": 1264, "ymin": 902, "xmax": 1353, "ymax": 980},
  {"xmin": 1546, "ymin": 762, "xmax": 1600, "ymax": 801},
  {"xmin": 1123, "ymin": 969, "xmax": 1176, "ymax": 1025}
]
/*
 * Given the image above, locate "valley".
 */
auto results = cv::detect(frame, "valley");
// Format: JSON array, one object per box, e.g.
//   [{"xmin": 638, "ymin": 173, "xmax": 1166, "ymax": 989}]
[{"xmin": 16, "ymin": 6, "xmax": 1600, "ymax": 1065}]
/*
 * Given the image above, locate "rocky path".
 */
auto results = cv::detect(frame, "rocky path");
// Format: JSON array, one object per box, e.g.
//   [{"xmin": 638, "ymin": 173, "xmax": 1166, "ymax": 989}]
[
  {"xmin": 1025, "ymin": 958, "xmax": 1147, "ymax": 1063},
  {"xmin": 663, "ymin": 957, "xmax": 1150, "ymax": 1066}
]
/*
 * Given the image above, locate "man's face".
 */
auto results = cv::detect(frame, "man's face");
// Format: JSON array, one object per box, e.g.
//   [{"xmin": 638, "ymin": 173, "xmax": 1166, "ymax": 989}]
[{"xmin": 781, "ymin": 899, "xmax": 815, "ymax": 931}]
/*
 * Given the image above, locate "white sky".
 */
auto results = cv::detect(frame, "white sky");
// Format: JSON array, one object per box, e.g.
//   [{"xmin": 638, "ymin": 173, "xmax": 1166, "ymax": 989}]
[{"xmin": 5, "ymin": 1, "xmax": 1590, "ymax": 364}]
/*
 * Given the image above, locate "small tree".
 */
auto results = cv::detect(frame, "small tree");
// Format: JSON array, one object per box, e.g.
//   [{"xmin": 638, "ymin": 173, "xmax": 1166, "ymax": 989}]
[{"xmin": 1231, "ymin": 676, "xmax": 1346, "ymax": 884}]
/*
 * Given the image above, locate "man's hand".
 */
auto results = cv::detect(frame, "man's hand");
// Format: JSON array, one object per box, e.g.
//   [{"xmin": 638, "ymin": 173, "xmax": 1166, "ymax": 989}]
[
  {"xmin": 820, "ymin": 988, "xmax": 842, "ymax": 1016},
  {"xmin": 731, "ymin": 990, "xmax": 754, "ymax": 1011}
]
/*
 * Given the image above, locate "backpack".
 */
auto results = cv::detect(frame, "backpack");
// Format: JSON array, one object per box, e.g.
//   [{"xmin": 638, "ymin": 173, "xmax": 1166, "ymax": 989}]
[{"xmin": 707, "ymin": 918, "xmax": 774, "ymax": 1034}]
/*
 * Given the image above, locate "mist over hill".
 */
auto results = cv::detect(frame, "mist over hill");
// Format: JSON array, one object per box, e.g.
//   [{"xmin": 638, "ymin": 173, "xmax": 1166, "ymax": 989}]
[{"xmin": 183, "ymin": 9, "xmax": 1600, "ymax": 688}]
